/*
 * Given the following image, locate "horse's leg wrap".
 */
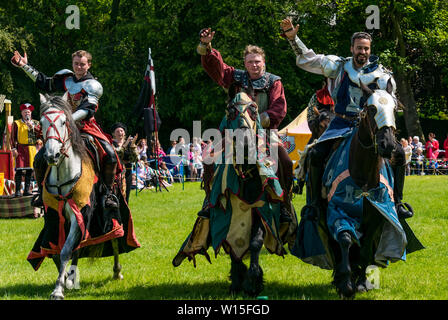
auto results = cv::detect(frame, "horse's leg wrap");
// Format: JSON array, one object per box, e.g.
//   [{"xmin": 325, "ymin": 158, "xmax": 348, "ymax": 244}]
[
  {"xmin": 334, "ymin": 231, "xmax": 355, "ymax": 298},
  {"xmin": 112, "ymin": 239, "xmax": 123, "ymax": 280},
  {"xmin": 307, "ymin": 140, "xmax": 332, "ymax": 210},
  {"xmin": 229, "ymin": 258, "xmax": 247, "ymax": 294},
  {"xmin": 242, "ymin": 215, "xmax": 265, "ymax": 297},
  {"xmin": 277, "ymin": 146, "xmax": 293, "ymax": 223},
  {"xmin": 308, "ymin": 163, "xmax": 323, "ymax": 204}
]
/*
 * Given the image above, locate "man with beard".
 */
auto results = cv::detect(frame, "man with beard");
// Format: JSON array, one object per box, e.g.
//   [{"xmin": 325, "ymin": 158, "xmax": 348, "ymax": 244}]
[{"xmin": 281, "ymin": 19, "xmax": 413, "ymax": 220}]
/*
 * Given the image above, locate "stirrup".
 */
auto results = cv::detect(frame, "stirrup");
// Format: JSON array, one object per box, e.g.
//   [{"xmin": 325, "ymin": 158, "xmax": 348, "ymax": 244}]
[
  {"xmin": 104, "ymin": 193, "xmax": 119, "ymax": 209},
  {"xmin": 280, "ymin": 205, "xmax": 292, "ymax": 223},
  {"xmin": 31, "ymin": 193, "xmax": 44, "ymax": 207},
  {"xmin": 396, "ymin": 202, "xmax": 414, "ymax": 219},
  {"xmin": 197, "ymin": 207, "xmax": 210, "ymax": 218}
]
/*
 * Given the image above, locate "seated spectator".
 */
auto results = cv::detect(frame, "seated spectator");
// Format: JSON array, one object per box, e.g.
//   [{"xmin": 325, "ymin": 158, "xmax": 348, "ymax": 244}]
[
  {"xmin": 411, "ymin": 136, "xmax": 422, "ymax": 157},
  {"xmin": 167, "ymin": 140, "xmax": 178, "ymax": 156},
  {"xmin": 411, "ymin": 147, "xmax": 425, "ymax": 175},
  {"xmin": 136, "ymin": 156, "xmax": 149, "ymax": 189},
  {"xmin": 136, "ymin": 138, "xmax": 148, "ymax": 160},
  {"xmin": 401, "ymin": 138, "xmax": 412, "ymax": 176},
  {"xmin": 425, "ymin": 132, "xmax": 439, "ymax": 160}
]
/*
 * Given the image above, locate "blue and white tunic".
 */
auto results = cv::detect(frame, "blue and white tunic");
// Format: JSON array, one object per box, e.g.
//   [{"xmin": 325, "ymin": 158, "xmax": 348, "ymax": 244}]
[{"xmin": 287, "ymin": 36, "xmax": 396, "ymax": 143}]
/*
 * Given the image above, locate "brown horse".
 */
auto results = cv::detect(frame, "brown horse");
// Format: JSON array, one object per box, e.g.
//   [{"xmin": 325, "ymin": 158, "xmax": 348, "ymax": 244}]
[
  {"xmin": 173, "ymin": 92, "xmax": 296, "ymax": 297},
  {"xmin": 294, "ymin": 81, "xmax": 423, "ymax": 299}
]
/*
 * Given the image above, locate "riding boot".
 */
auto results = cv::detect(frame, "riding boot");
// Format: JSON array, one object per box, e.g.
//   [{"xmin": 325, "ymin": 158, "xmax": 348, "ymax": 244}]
[
  {"xmin": 23, "ymin": 170, "xmax": 33, "ymax": 196},
  {"xmin": 306, "ymin": 163, "xmax": 324, "ymax": 219},
  {"xmin": 197, "ymin": 163, "xmax": 214, "ymax": 218},
  {"xmin": 393, "ymin": 164, "xmax": 414, "ymax": 219},
  {"xmin": 31, "ymin": 148, "xmax": 47, "ymax": 207},
  {"xmin": 197, "ymin": 197, "xmax": 210, "ymax": 218},
  {"xmin": 102, "ymin": 162, "xmax": 119, "ymax": 209},
  {"xmin": 280, "ymin": 197, "xmax": 293, "ymax": 223},
  {"xmin": 14, "ymin": 170, "xmax": 23, "ymax": 197}
]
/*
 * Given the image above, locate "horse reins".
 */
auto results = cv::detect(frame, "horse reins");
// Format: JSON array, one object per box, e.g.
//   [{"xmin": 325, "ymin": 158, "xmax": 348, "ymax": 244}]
[
  {"xmin": 42, "ymin": 109, "xmax": 81, "ymax": 197},
  {"xmin": 357, "ymin": 106, "xmax": 378, "ymax": 153}
]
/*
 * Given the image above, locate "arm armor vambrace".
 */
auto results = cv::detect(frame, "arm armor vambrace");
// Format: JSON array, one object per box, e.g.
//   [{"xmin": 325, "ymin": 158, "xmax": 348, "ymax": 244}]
[
  {"xmin": 21, "ymin": 64, "xmax": 39, "ymax": 82},
  {"xmin": 287, "ymin": 36, "xmax": 309, "ymax": 56}
]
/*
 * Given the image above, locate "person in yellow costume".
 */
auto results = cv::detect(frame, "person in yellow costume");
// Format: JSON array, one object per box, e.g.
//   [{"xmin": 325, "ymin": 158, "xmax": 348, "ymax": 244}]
[{"xmin": 10, "ymin": 103, "xmax": 41, "ymax": 197}]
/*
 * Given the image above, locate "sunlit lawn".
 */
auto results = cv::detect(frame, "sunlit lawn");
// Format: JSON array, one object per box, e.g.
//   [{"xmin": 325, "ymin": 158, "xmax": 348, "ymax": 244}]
[{"xmin": 0, "ymin": 176, "xmax": 446, "ymax": 300}]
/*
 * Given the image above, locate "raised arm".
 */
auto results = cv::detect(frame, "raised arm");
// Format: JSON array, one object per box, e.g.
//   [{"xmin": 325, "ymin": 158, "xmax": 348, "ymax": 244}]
[
  {"xmin": 197, "ymin": 28, "xmax": 234, "ymax": 89},
  {"xmin": 280, "ymin": 19, "xmax": 343, "ymax": 79},
  {"xmin": 11, "ymin": 51, "xmax": 65, "ymax": 92}
]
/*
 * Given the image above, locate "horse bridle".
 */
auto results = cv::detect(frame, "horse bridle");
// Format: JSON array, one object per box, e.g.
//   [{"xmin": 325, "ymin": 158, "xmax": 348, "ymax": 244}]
[
  {"xmin": 357, "ymin": 104, "xmax": 380, "ymax": 154},
  {"xmin": 42, "ymin": 109, "xmax": 72, "ymax": 159},
  {"xmin": 226, "ymin": 101, "xmax": 260, "ymax": 179},
  {"xmin": 226, "ymin": 100, "xmax": 258, "ymax": 130}
]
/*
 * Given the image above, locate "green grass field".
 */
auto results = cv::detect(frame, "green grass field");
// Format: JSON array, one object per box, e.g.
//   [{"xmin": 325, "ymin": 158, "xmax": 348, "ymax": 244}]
[{"xmin": 0, "ymin": 176, "xmax": 447, "ymax": 300}]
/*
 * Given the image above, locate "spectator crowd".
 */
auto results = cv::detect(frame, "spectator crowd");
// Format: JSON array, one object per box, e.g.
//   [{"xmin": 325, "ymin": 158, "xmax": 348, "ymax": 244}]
[{"xmin": 401, "ymin": 133, "xmax": 448, "ymax": 176}]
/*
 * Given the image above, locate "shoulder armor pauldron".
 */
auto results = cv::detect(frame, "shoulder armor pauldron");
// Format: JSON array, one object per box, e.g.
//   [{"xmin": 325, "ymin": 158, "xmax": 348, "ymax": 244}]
[
  {"xmin": 54, "ymin": 69, "xmax": 75, "ymax": 78},
  {"xmin": 233, "ymin": 70, "xmax": 280, "ymax": 90}
]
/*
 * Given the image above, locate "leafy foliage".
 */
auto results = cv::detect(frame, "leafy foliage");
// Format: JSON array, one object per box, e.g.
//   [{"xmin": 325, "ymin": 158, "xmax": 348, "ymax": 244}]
[{"xmin": 1, "ymin": 0, "xmax": 447, "ymax": 144}]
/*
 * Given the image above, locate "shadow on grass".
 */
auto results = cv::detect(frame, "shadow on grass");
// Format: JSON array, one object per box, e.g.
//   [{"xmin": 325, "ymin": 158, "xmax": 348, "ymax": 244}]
[
  {"xmin": 116, "ymin": 281, "xmax": 343, "ymax": 300},
  {"xmin": 0, "ymin": 275, "xmax": 376, "ymax": 300},
  {"xmin": 0, "ymin": 280, "xmax": 341, "ymax": 300}
]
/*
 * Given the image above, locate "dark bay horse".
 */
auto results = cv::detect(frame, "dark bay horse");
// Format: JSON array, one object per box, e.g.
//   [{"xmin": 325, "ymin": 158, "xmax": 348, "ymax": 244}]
[
  {"xmin": 293, "ymin": 81, "xmax": 423, "ymax": 299},
  {"xmin": 173, "ymin": 92, "xmax": 297, "ymax": 296},
  {"xmin": 28, "ymin": 94, "xmax": 140, "ymax": 299}
]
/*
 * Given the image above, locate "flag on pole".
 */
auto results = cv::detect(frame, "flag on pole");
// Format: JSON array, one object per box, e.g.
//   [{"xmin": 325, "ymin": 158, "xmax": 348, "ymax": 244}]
[
  {"xmin": 134, "ymin": 48, "xmax": 161, "ymax": 131},
  {"xmin": 133, "ymin": 48, "xmax": 164, "ymax": 191}
]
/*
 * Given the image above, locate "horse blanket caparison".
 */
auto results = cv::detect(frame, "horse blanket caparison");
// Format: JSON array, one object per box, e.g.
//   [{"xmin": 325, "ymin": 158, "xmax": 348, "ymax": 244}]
[
  {"xmin": 292, "ymin": 129, "xmax": 424, "ymax": 269},
  {"xmin": 173, "ymin": 157, "xmax": 288, "ymax": 267},
  {"xmin": 27, "ymin": 159, "xmax": 140, "ymax": 270}
]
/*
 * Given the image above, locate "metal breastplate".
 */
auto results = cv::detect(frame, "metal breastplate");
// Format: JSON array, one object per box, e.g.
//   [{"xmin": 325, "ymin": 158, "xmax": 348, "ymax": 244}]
[
  {"xmin": 64, "ymin": 77, "xmax": 102, "ymax": 112},
  {"xmin": 335, "ymin": 57, "xmax": 394, "ymax": 115}
]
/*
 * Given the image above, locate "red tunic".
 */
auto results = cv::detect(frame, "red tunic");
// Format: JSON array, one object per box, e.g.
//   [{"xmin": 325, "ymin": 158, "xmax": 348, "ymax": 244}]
[{"xmin": 201, "ymin": 49, "xmax": 287, "ymax": 129}]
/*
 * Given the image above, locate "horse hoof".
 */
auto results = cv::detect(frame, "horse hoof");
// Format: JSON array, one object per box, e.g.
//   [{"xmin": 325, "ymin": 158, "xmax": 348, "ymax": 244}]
[
  {"xmin": 333, "ymin": 272, "xmax": 355, "ymax": 299},
  {"xmin": 229, "ymin": 284, "xmax": 242, "ymax": 295},
  {"xmin": 113, "ymin": 273, "xmax": 124, "ymax": 280},
  {"xmin": 242, "ymin": 266, "xmax": 264, "ymax": 297},
  {"xmin": 356, "ymin": 278, "xmax": 374, "ymax": 293},
  {"xmin": 50, "ymin": 291, "xmax": 64, "ymax": 300}
]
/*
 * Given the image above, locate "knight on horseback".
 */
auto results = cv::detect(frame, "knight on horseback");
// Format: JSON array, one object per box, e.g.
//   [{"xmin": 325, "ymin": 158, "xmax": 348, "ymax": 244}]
[
  {"xmin": 197, "ymin": 28, "xmax": 294, "ymax": 223},
  {"xmin": 280, "ymin": 19, "xmax": 413, "ymax": 221},
  {"xmin": 11, "ymin": 50, "xmax": 120, "ymax": 210}
]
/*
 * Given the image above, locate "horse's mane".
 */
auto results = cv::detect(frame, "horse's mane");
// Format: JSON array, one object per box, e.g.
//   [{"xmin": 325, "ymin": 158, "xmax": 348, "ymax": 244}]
[{"xmin": 40, "ymin": 95, "xmax": 88, "ymax": 159}]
